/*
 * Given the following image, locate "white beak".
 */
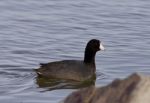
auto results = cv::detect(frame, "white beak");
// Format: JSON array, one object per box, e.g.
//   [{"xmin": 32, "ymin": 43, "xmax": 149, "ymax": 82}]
[{"xmin": 100, "ymin": 43, "xmax": 105, "ymax": 50}]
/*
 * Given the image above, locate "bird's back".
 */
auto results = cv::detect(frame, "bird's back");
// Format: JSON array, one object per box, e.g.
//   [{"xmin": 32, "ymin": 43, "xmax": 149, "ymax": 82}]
[{"xmin": 36, "ymin": 60, "xmax": 95, "ymax": 81}]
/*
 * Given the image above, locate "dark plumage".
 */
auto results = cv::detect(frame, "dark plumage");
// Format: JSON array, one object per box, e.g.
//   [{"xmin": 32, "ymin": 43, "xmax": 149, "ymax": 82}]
[{"xmin": 35, "ymin": 39, "xmax": 104, "ymax": 81}]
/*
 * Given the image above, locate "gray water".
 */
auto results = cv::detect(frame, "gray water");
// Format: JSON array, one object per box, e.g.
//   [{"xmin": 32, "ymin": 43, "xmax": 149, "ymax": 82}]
[{"xmin": 0, "ymin": 0, "xmax": 150, "ymax": 103}]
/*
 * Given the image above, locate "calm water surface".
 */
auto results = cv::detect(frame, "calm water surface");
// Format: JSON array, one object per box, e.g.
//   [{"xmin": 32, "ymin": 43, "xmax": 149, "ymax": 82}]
[{"xmin": 0, "ymin": 0, "xmax": 150, "ymax": 103}]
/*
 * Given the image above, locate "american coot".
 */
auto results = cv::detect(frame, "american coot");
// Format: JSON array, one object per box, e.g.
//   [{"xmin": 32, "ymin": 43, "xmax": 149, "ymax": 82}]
[{"xmin": 35, "ymin": 39, "xmax": 104, "ymax": 81}]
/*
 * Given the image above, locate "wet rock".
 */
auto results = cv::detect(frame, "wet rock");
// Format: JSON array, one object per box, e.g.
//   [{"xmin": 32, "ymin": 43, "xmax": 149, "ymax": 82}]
[{"xmin": 63, "ymin": 73, "xmax": 150, "ymax": 103}]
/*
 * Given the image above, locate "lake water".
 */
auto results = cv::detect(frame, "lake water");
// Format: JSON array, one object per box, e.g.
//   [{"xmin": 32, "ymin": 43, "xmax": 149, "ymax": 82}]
[{"xmin": 0, "ymin": 0, "xmax": 150, "ymax": 103}]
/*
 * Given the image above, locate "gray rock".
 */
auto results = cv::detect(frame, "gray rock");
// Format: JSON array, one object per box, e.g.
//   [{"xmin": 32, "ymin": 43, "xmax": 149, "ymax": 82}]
[{"xmin": 63, "ymin": 73, "xmax": 150, "ymax": 103}]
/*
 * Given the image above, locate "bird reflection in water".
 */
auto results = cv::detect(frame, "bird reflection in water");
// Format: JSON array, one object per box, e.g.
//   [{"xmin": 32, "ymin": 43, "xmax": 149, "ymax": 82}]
[{"xmin": 35, "ymin": 74, "xmax": 96, "ymax": 91}]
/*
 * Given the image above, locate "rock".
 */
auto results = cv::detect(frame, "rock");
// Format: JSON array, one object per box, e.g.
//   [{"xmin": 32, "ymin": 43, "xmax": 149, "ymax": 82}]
[{"xmin": 63, "ymin": 73, "xmax": 150, "ymax": 103}]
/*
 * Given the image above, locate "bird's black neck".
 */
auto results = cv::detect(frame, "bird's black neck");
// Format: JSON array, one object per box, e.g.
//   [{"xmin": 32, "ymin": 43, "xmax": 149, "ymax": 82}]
[{"xmin": 84, "ymin": 49, "xmax": 96, "ymax": 64}]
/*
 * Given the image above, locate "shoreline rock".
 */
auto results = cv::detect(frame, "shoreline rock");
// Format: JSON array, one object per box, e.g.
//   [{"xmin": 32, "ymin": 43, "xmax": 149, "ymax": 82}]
[{"xmin": 63, "ymin": 73, "xmax": 150, "ymax": 103}]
